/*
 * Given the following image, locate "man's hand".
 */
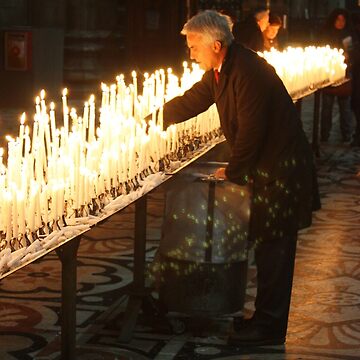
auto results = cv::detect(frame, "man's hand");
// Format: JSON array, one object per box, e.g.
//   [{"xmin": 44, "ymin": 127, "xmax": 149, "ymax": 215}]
[{"xmin": 213, "ymin": 167, "xmax": 227, "ymax": 180}]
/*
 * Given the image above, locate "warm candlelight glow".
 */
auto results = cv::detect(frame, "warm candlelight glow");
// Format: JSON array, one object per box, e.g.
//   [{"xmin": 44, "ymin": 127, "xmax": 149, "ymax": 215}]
[
  {"xmin": 259, "ymin": 46, "xmax": 347, "ymax": 96},
  {"xmin": 0, "ymin": 46, "xmax": 347, "ymax": 266}
]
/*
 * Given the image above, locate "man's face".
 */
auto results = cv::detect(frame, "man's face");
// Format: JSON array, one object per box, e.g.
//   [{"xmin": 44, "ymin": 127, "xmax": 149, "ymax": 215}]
[{"xmin": 186, "ymin": 32, "xmax": 216, "ymax": 71}]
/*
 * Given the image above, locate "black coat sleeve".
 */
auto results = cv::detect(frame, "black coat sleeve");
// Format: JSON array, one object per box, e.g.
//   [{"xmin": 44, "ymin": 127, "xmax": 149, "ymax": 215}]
[
  {"xmin": 225, "ymin": 61, "xmax": 274, "ymax": 185},
  {"xmin": 162, "ymin": 71, "xmax": 215, "ymax": 129}
]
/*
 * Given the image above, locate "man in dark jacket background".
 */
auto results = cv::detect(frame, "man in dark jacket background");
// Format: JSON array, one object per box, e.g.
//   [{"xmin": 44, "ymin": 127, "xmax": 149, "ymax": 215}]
[
  {"xmin": 162, "ymin": 10, "xmax": 320, "ymax": 346},
  {"xmin": 232, "ymin": 6, "xmax": 269, "ymax": 52}
]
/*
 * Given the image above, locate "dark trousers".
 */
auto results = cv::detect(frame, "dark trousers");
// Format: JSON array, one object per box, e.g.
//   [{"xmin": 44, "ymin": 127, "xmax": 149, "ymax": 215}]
[
  {"xmin": 353, "ymin": 108, "xmax": 360, "ymax": 143},
  {"xmin": 252, "ymin": 233, "xmax": 298, "ymax": 336},
  {"xmin": 320, "ymin": 93, "xmax": 353, "ymax": 141}
]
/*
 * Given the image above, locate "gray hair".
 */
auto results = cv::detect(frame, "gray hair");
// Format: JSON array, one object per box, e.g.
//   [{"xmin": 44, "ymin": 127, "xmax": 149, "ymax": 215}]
[{"xmin": 181, "ymin": 10, "xmax": 234, "ymax": 47}]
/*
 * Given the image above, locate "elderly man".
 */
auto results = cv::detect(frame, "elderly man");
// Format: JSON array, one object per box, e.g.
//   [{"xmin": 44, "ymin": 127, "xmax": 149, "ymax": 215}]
[{"xmin": 161, "ymin": 10, "xmax": 320, "ymax": 346}]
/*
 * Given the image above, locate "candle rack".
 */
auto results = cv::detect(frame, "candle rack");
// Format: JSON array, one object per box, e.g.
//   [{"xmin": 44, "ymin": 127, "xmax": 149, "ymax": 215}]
[{"xmin": 0, "ymin": 46, "xmax": 347, "ymax": 277}]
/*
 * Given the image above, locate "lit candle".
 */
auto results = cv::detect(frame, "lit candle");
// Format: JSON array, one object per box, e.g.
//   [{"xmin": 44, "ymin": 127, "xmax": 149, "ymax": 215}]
[
  {"xmin": 49, "ymin": 102, "xmax": 56, "ymax": 142},
  {"xmin": 27, "ymin": 182, "xmax": 36, "ymax": 232},
  {"xmin": 88, "ymin": 95, "xmax": 96, "ymax": 142},
  {"xmin": 31, "ymin": 114, "xmax": 38, "ymax": 154},
  {"xmin": 12, "ymin": 188, "xmax": 18, "ymax": 239},
  {"xmin": 132, "ymin": 71, "xmax": 137, "ymax": 117},
  {"xmin": 17, "ymin": 191, "xmax": 25, "ymax": 235},
  {"xmin": 62, "ymin": 88, "xmax": 69, "ymax": 134},
  {"xmin": 35, "ymin": 96, "xmax": 41, "ymax": 117},
  {"xmin": 4, "ymin": 191, "xmax": 12, "ymax": 242},
  {"xmin": 19, "ymin": 112, "xmax": 26, "ymax": 144},
  {"xmin": 24, "ymin": 125, "xmax": 30, "ymax": 157},
  {"xmin": 158, "ymin": 105, "xmax": 163, "ymax": 131}
]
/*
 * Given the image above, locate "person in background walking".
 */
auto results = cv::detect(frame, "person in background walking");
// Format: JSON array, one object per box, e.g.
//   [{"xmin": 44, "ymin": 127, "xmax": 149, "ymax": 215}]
[
  {"xmin": 350, "ymin": 11, "xmax": 360, "ymax": 147},
  {"xmin": 320, "ymin": 8, "xmax": 355, "ymax": 144}
]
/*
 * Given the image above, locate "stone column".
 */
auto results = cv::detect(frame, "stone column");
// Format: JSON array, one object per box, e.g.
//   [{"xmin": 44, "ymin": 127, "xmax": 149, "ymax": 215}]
[
  {"xmin": 64, "ymin": 0, "xmax": 128, "ymax": 101},
  {"xmin": 30, "ymin": 0, "xmax": 66, "ymax": 102}
]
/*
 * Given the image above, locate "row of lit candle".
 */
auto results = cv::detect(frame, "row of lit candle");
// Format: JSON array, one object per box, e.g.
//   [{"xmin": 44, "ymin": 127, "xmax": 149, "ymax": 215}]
[
  {"xmin": 0, "ymin": 46, "xmax": 347, "ymax": 254},
  {"xmin": 260, "ymin": 45, "xmax": 347, "ymax": 96},
  {"xmin": 0, "ymin": 62, "xmax": 221, "ymax": 252}
]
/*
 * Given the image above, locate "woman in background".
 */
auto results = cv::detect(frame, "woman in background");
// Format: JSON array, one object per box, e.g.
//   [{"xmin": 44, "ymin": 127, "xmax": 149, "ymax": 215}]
[
  {"xmin": 263, "ymin": 13, "xmax": 283, "ymax": 51},
  {"xmin": 320, "ymin": 8, "xmax": 354, "ymax": 144},
  {"xmin": 350, "ymin": 11, "xmax": 360, "ymax": 147}
]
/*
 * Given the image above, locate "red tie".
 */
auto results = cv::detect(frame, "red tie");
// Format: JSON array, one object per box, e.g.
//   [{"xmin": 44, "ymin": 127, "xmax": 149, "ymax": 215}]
[{"xmin": 214, "ymin": 69, "xmax": 219, "ymax": 84}]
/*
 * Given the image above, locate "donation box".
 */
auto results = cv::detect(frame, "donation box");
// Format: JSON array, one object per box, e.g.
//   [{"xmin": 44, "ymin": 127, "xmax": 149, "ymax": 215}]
[{"xmin": 156, "ymin": 162, "xmax": 251, "ymax": 316}]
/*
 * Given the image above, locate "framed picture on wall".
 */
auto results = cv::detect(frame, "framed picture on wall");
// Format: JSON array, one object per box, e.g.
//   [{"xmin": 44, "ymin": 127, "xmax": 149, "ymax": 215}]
[{"xmin": 4, "ymin": 31, "xmax": 32, "ymax": 71}]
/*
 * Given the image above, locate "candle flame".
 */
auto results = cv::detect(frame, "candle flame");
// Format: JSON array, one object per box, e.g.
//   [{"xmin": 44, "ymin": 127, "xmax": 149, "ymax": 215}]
[
  {"xmin": 35, "ymin": 96, "xmax": 40, "ymax": 105},
  {"xmin": 62, "ymin": 88, "xmax": 68, "ymax": 96},
  {"xmin": 50, "ymin": 102, "xmax": 55, "ymax": 111},
  {"xmin": 89, "ymin": 94, "xmax": 95, "ymax": 103},
  {"xmin": 20, "ymin": 112, "xmax": 26, "ymax": 125},
  {"xmin": 132, "ymin": 70, "xmax": 137, "ymax": 78},
  {"xmin": 40, "ymin": 89, "xmax": 46, "ymax": 99}
]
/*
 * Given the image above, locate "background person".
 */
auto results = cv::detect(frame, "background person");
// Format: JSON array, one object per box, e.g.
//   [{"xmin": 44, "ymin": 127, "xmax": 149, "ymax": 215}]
[
  {"xmin": 350, "ymin": 11, "xmax": 360, "ymax": 147},
  {"xmin": 263, "ymin": 13, "xmax": 283, "ymax": 51},
  {"xmin": 232, "ymin": 6, "xmax": 269, "ymax": 52},
  {"xmin": 161, "ymin": 10, "xmax": 320, "ymax": 346},
  {"xmin": 320, "ymin": 8, "xmax": 355, "ymax": 143}
]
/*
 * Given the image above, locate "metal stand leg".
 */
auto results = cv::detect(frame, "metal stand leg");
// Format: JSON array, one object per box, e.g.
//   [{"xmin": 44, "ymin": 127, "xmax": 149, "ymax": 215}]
[
  {"xmin": 56, "ymin": 236, "xmax": 81, "ymax": 360},
  {"xmin": 312, "ymin": 90, "xmax": 321, "ymax": 157},
  {"xmin": 119, "ymin": 195, "xmax": 148, "ymax": 343}
]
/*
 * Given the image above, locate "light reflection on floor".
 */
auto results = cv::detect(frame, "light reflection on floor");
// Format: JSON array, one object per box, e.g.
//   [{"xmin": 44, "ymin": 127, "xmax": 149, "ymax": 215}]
[{"xmin": 0, "ymin": 95, "xmax": 360, "ymax": 359}]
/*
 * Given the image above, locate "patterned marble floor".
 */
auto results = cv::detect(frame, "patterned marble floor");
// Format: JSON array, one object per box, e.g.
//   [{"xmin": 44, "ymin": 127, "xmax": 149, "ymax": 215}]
[{"xmin": 0, "ymin": 95, "xmax": 360, "ymax": 359}]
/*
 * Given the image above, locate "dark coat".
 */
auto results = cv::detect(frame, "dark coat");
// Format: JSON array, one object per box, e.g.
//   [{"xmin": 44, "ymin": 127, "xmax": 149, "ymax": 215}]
[
  {"xmin": 163, "ymin": 43, "xmax": 320, "ymax": 243},
  {"xmin": 233, "ymin": 18, "xmax": 265, "ymax": 52}
]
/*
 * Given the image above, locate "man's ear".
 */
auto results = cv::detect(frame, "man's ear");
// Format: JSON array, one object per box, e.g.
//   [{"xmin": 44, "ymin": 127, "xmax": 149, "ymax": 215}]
[{"xmin": 213, "ymin": 40, "xmax": 222, "ymax": 53}]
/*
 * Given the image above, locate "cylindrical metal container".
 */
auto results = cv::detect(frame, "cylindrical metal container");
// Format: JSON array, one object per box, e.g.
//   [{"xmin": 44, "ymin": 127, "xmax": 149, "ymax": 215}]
[{"xmin": 156, "ymin": 162, "xmax": 251, "ymax": 316}]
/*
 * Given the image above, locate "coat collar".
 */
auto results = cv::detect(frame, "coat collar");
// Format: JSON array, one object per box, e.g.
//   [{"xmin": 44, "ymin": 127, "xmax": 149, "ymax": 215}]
[{"xmin": 214, "ymin": 42, "xmax": 236, "ymax": 100}]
